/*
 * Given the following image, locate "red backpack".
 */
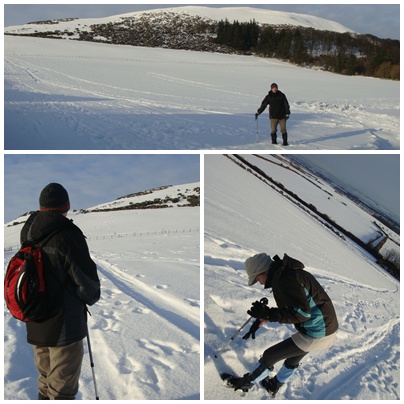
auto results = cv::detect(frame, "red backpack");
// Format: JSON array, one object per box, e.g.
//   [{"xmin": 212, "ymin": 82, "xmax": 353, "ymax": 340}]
[{"xmin": 4, "ymin": 230, "xmax": 63, "ymax": 322}]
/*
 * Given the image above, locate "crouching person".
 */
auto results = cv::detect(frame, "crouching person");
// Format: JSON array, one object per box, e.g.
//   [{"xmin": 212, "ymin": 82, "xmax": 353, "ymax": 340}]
[{"xmin": 223, "ymin": 253, "xmax": 338, "ymax": 397}]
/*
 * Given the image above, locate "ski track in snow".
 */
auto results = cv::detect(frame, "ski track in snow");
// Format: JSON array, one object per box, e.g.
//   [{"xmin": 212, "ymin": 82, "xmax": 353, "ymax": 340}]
[
  {"xmin": 82, "ymin": 257, "xmax": 199, "ymax": 399},
  {"xmin": 93, "ymin": 256, "xmax": 200, "ymax": 337},
  {"xmin": 4, "ymin": 36, "xmax": 400, "ymax": 150}
]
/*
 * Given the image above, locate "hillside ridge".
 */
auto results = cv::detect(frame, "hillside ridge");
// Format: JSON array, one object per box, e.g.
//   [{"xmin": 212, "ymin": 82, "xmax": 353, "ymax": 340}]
[
  {"xmin": 5, "ymin": 182, "xmax": 200, "ymax": 226},
  {"xmin": 5, "ymin": 6, "xmax": 398, "ymax": 79},
  {"xmin": 5, "ymin": 6, "xmax": 354, "ymax": 33},
  {"xmin": 227, "ymin": 155, "xmax": 399, "ymax": 279}
]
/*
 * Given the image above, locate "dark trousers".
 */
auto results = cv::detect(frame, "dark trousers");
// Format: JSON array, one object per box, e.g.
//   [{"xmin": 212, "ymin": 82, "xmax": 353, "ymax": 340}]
[{"xmin": 261, "ymin": 337, "xmax": 308, "ymax": 368}]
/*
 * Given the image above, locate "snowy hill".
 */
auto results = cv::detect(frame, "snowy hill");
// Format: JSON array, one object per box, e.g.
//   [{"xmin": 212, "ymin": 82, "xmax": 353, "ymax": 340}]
[
  {"xmin": 162, "ymin": 7, "xmax": 354, "ymax": 32},
  {"xmin": 5, "ymin": 183, "xmax": 200, "ymax": 229},
  {"xmin": 4, "ymin": 35, "xmax": 399, "ymax": 150},
  {"xmin": 84, "ymin": 183, "xmax": 200, "ymax": 213},
  {"xmin": 232, "ymin": 155, "xmax": 399, "ymax": 262},
  {"xmin": 4, "ymin": 183, "xmax": 200, "ymax": 400},
  {"xmin": 4, "ymin": 6, "xmax": 354, "ymax": 35},
  {"xmin": 204, "ymin": 155, "xmax": 399, "ymax": 399}
]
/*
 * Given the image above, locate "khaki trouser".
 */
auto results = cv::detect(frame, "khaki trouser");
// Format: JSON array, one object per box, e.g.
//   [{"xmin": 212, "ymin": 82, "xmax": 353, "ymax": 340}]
[
  {"xmin": 270, "ymin": 118, "xmax": 287, "ymax": 134},
  {"xmin": 33, "ymin": 340, "xmax": 84, "ymax": 400}
]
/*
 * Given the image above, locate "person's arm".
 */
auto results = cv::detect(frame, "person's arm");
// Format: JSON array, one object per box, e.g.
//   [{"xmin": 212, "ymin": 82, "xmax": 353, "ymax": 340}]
[
  {"xmin": 248, "ymin": 277, "xmax": 310, "ymax": 324},
  {"xmin": 283, "ymin": 93, "xmax": 291, "ymax": 116},
  {"xmin": 65, "ymin": 230, "xmax": 101, "ymax": 306},
  {"xmin": 257, "ymin": 95, "xmax": 269, "ymax": 115}
]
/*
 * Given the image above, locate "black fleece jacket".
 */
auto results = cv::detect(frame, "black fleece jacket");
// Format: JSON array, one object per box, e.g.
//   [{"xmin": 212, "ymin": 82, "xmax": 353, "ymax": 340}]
[
  {"xmin": 21, "ymin": 211, "xmax": 100, "ymax": 347},
  {"xmin": 257, "ymin": 90, "xmax": 290, "ymax": 119}
]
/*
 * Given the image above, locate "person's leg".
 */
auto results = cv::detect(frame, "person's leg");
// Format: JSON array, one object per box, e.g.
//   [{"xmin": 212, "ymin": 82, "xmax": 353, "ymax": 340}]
[
  {"xmin": 47, "ymin": 340, "xmax": 84, "ymax": 400},
  {"xmin": 224, "ymin": 338, "xmax": 307, "ymax": 391},
  {"xmin": 282, "ymin": 133, "xmax": 288, "ymax": 146},
  {"xmin": 32, "ymin": 345, "xmax": 51, "ymax": 399},
  {"xmin": 279, "ymin": 118, "xmax": 287, "ymax": 134},
  {"xmin": 260, "ymin": 339, "xmax": 307, "ymax": 395},
  {"xmin": 279, "ymin": 119, "xmax": 288, "ymax": 145},
  {"xmin": 270, "ymin": 119, "xmax": 278, "ymax": 143},
  {"xmin": 261, "ymin": 337, "xmax": 307, "ymax": 367}
]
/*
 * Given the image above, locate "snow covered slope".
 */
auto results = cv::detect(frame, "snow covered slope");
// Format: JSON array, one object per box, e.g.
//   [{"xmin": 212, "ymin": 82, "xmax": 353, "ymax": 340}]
[
  {"xmin": 152, "ymin": 6, "xmax": 354, "ymax": 33},
  {"xmin": 4, "ymin": 184, "xmax": 200, "ymax": 400},
  {"xmin": 204, "ymin": 155, "xmax": 399, "ymax": 400},
  {"xmin": 88, "ymin": 183, "xmax": 200, "ymax": 212},
  {"xmin": 237, "ymin": 155, "xmax": 399, "ymax": 255},
  {"xmin": 4, "ymin": 6, "xmax": 354, "ymax": 34},
  {"xmin": 4, "ymin": 36, "xmax": 399, "ymax": 150}
]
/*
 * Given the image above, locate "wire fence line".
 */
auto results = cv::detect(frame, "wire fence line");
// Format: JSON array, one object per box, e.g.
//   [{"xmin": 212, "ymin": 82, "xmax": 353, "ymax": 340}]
[
  {"xmin": 87, "ymin": 227, "xmax": 200, "ymax": 241},
  {"xmin": 4, "ymin": 227, "xmax": 200, "ymax": 252}
]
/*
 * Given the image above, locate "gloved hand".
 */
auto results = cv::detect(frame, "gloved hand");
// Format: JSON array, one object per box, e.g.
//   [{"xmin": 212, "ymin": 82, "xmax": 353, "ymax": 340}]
[
  {"xmin": 242, "ymin": 318, "xmax": 261, "ymax": 340},
  {"xmin": 247, "ymin": 300, "xmax": 271, "ymax": 319},
  {"xmin": 255, "ymin": 113, "xmax": 259, "ymax": 120},
  {"xmin": 285, "ymin": 114, "xmax": 290, "ymax": 120}
]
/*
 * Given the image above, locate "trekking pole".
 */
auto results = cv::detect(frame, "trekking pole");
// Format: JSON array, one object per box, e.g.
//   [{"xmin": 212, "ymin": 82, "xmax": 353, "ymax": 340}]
[
  {"xmin": 256, "ymin": 116, "xmax": 259, "ymax": 143},
  {"xmin": 214, "ymin": 297, "xmax": 268, "ymax": 358},
  {"xmin": 214, "ymin": 317, "xmax": 252, "ymax": 358},
  {"xmin": 86, "ymin": 325, "xmax": 100, "ymax": 400}
]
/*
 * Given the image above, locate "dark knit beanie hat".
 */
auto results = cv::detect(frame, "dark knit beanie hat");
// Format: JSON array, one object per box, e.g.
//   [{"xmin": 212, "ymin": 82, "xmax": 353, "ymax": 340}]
[
  {"xmin": 271, "ymin": 83, "xmax": 278, "ymax": 89},
  {"xmin": 39, "ymin": 183, "xmax": 70, "ymax": 213}
]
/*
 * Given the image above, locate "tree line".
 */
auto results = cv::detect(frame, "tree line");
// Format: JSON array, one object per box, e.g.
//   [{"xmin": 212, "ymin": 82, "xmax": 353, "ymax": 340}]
[{"xmin": 215, "ymin": 19, "xmax": 399, "ymax": 80}]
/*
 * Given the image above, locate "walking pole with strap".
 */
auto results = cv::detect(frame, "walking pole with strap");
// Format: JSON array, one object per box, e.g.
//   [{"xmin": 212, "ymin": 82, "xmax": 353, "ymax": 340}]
[
  {"xmin": 86, "ymin": 324, "xmax": 100, "ymax": 400},
  {"xmin": 214, "ymin": 297, "xmax": 268, "ymax": 358}
]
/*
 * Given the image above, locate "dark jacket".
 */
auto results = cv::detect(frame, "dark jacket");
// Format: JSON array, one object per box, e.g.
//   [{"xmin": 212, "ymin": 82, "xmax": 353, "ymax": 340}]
[
  {"xmin": 265, "ymin": 254, "xmax": 338, "ymax": 338},
  {"xmin": 257, "ymin": 90, "xmax": 290, "ymax": 120},
  {"xmin": 21, "ymin": 211, "xmax": 101, "ymax": 347}
]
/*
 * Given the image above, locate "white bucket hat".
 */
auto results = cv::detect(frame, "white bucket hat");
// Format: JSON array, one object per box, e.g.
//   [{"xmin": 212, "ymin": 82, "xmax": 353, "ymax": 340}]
[{"xmin": 245, "ymin": 253, "xmax": 273, "ymax": 286}]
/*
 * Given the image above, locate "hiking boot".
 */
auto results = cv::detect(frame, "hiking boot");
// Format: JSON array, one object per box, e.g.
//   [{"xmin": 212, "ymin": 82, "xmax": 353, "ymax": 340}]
[
  {"xmin": 222, "ymin": 373, "xmax": 254, "ymax": 392},
  {"xmin": 261, "ymin": 376, "xmax": 284, "ymax": 397}
]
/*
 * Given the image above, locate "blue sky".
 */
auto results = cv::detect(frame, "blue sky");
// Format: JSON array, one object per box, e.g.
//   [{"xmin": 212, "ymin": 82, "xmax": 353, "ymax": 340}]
[
  {"xmin": 4, "ymin": 4, "xmax": 400, "ymax": 40},
  {"xmin": 4, "ymin": 154, "xmax": 200, "ymax": 222}
]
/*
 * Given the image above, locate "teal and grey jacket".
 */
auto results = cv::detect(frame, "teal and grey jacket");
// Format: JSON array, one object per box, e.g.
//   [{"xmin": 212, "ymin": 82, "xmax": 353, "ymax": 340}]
[{"xmin": 265, "ymin": 254, "xmax": 338, "ymax": 338}]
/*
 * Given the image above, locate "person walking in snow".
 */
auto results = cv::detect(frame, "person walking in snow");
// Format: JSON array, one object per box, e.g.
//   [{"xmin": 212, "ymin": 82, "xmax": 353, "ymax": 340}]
[
  {"xmin": 223, "ymin": 253, "xmax": 338, "ymax": 397},
  {"xmin": 20, "ymin": 183, "xmax": 101, "ymax": 400},
  {"xmin": 255, "ymin": 83, "xmax": 291, "ymax": 146}
]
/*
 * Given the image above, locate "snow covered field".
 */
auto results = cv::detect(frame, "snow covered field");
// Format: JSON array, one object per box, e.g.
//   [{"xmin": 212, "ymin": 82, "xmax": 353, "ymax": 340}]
[
  {"xmin": 4, "ymin": 185, "xmax": 200, "ymax": 400},
  {"xmin": 204, "ymin": 155, "xmax": 399, "ymax": 400},
  {"xmin": 5, "ymin": 36, "xmax": 399, "ymax": 150}
]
